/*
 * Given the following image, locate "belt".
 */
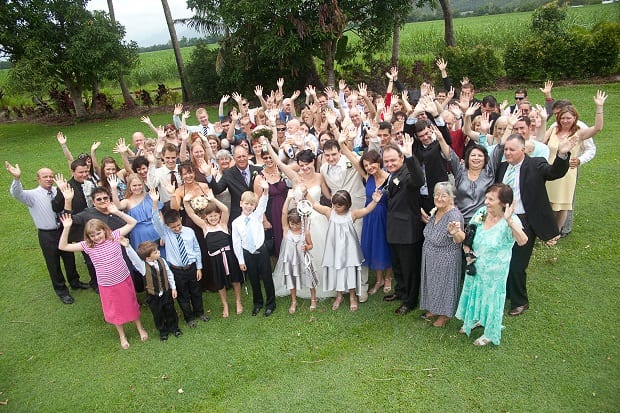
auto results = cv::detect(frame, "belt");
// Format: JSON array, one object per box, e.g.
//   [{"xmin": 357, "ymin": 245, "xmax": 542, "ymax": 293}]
[
  {"xmin": 169, "ymin": 263, "xmax": 196, "ymax": 271},
  {"xmin": 38, "ymin": 228, "xmax": 60, "ymax": 232},
  {"xmin": 208, "ymin": 246, "xmax": 231, "ymax": 275}
]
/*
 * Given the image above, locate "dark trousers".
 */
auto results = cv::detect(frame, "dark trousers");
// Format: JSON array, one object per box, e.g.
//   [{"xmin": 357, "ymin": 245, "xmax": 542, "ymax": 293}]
[
  {"xmin": 390, "ymin": 242, "xmax": 423, "ymax": 309},
  {"xmin": 171, "ymin": 263, "xmax": 204, "ymax": 322},
  {"xmin": 507, "ymin": 215, "xmax": 537, "ymax": 309},
  {"xmin": 243, "ymin": 244, "xmax": 275, "ymax": 310},
  {"xmin": 146, "ymin": 290, "xmax": 179, "ymax": 336},
  {"xmin": 37, "ymin": 229, "xmax": 81, "ymax": 295}
]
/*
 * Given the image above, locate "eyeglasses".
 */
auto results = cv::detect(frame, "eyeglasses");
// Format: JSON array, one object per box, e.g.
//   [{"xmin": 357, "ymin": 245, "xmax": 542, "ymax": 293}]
[
  {"xmin": 515, "ymin": 96, "xmax": 526, "ymax": 100},
  {"xmin": 94, "ymin": 196, "xmax": 110, "ymax": 202},
  {"xmin": 276, "ymin": 128, "xmax": 286, "ymax": 131},
  {"xmin": 433, "ymin": 193, "xmax": 450, "ymax": 199}
]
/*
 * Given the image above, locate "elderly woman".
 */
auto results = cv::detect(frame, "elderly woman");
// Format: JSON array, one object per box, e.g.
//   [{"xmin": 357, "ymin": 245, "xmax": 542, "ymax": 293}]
[
  {"xmin": 543, "ymin": 90, "xmax": 607, "ymax": 232},
  {"xmin": 455, "ymin": 184, "xmax": 528, "ymax": 346},
  {"xmin": 419, "ymin": 182, "xmax": 465, "ymax": 328}
]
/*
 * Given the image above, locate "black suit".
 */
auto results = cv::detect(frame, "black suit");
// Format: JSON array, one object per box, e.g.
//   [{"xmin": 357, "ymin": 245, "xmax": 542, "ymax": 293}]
[
  {"xmin": 386, "ymin": 156, "xmax": 425, "ymax": 309},
  {"xmin": 208, "ymin": 165, "xmax": 262, "ymax": 223},
  {"xmin": 495, "ymin": 153, "xmax": 570, "ymax": 309}
]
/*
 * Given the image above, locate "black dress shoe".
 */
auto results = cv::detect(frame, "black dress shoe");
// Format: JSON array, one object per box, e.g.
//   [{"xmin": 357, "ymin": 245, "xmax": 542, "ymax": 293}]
[
  {"xmin": 199, "ymin": 315, "xmax": 210, "ymax": 322},
  {"xmin": 59, "ymin": 294, "xmax": 74, "ymax": 304},
  {"xmin": 252, "ymin": 307, "xmax": 262, "ymax": 316},
  {"xmin": 264, "ymin": 308, "xmax": 274, "ymax": 317},
  {"xmin": 70, "ymin": 281, "xmax": 90, "ymax": 290},
  {"xmin": 395, "ymin": 305, "xmax": 411, "ymax": 315},
  {"xmin": 160, "ymin": 334, "xmax": 168, "ymax": 341},
  {"xmin": 383, "ymin": 294, "xmax": 398, "ymax": 302},
  {"xmin": 172, "ymin": 329, "xmax": 183, "ymax": 337},
  {"xmin": 509, "ymin": 303, "xmax": 529, "ymax": 316},
  {"xmin": 187, "ymin": 320, "xmax": 197, "ymax": 328}
]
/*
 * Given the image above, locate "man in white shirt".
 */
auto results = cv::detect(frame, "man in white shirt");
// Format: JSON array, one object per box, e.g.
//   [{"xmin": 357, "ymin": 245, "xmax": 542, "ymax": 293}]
[{"xmin": 147, "ymin": 143, "xmax": 180, "ymax": 204}]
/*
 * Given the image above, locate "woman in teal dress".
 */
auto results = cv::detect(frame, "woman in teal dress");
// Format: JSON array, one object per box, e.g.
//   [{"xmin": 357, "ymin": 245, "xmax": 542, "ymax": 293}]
[{"xmin": 455, "ymin": 183, "xmax": 528, "ymax": 346}]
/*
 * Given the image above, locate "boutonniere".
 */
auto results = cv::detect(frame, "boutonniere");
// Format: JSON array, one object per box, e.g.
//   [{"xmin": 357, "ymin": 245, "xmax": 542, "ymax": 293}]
[
  {"xmin": 393, "ymin": 177, "xmax": 400, "ymax": 186},
  {"xmin": 251, "ymin": 170, "xmax": 259, "ymax": 177},
  {"xmin": 429, "ymin": 207, "xmax": 437, "ymax": 217},
  {"xmin": 346, "ymin": 161, "xmax": 352, "ymax": 169},
  {"xmin": 471, "ymin": 210, "xmax": 487, "ymax": 225}
]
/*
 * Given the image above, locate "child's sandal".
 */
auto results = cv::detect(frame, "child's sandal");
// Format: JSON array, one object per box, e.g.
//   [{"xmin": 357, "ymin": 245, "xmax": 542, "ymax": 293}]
[{"xmin": 309, "ymin": 299, "xmax": 317, "ymax": 311}]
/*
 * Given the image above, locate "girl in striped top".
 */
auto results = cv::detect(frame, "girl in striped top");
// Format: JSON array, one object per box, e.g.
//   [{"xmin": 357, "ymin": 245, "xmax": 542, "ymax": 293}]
[{"xmin": 59, "ymin": 204, "xmax": 147, "ymax": 350}]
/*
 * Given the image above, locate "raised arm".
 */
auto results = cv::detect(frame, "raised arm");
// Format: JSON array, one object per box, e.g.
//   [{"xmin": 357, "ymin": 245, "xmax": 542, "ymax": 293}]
[
  {"xmin": 56, "ymin": 132, "xmax": 75, "ymax": 169},
  {"xmin": 107, "ymin": 203, "xmax": 137, "ymax": 237},
  {"xmin": 351, "ymin": 189, "xmax": 381, "ymax": 221},
  {"xmin": 58, "ymin": 214, "xmax": 83, "ymax": 252},
  {"xmin": 576, "ymin": 90, "xmax": 607, "ymax": 141},
  {"xmin": 90, "ymin": 141, "xmax": 101, "ymax": 178}
]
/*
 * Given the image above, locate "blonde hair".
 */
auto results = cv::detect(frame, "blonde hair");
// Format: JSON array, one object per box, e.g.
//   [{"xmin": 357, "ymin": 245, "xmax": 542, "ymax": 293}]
[
  {"xmin": 83, "ymin": 219, "xmax": 113, "ymax": 248},
  {"xmin": 240, "ymin": 190, "xmax": 258, "ymax": 204}
]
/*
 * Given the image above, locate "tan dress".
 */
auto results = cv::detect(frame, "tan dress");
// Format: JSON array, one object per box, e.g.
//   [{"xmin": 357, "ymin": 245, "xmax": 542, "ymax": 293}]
[{"xmin": 545, "ymin": 129, "xmax": 583, "ymax": 211}]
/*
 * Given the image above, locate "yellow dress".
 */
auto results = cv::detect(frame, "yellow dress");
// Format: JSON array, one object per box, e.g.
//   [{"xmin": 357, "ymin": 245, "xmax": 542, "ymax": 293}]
[{"xmin": 545, "ymin": 129, "xmax": 583, "ymax": 211}]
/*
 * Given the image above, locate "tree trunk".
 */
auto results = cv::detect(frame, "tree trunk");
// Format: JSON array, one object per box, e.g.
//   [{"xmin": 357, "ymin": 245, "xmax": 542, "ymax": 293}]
[
  {"xmin": 391, "ymin": 21, "xmax": 400, "ymax": 67},
  {"xmin": 439, "ymin": 0, "xmax": 455, "ymax": 47},
  {"xmin": 323, "ymin": 39, "xmax": 338, "ymax": 88},
  {"xmin": 91, "ymin": 80, "xmax": 100, "ymax": 112},
  {"xmin": 65, "ymin": 80, "xmax": 86, "ymax": 117},
  {"xmin": 161, "ymin": 0, "xmax": 191, "ymax": 102},
  {"xmin": 107, "ymin": 0, "xmax": 136, "ymax": 108}
]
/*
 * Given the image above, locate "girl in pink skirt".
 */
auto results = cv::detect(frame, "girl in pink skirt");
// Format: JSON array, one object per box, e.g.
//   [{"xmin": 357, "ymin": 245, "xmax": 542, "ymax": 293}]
[{"xmin": 59, "ymin": 204, "xmax": 147, "ymax": 350}]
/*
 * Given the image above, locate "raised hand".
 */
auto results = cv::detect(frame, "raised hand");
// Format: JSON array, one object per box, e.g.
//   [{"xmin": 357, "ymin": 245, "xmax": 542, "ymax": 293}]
[
  {"xmin": 401, "ymin": 89, "xmax": 409, "ymax": 103},
  {"xmin": 447, "ymin": 221, "xmax": 461, "ymax": 235},
  {"xmin": 149, "ymin": 187, "xmax": 159, "ymax": 202},
  {"xmin": 499, "ymin": 99, "xmax": 509, "ymax": 112},
  {"xmin": 539, "ymin": 80, "xmax": 553, "ymax": 97},
  {"xmin": 479, "ymin": 112, "xmax": 491, "ymax": 134},
  {"xmin": 557, "ymin": 134, "xmax": 578, "ymax": 156},
  {"xmin": 390, "ymin": 66, "xmax": 398, "ymax": 81},
  {"xmin": 107, "ymin": 174, "xmax": 118, "ymax": 189},
  {"xmin": 446, "ymin": 86, "xmax": 455, "ymax": 101},
  {"xmin": 306, "ymin": 84, "xmax": 316, "ymax": 97},
  {"xmin": 465, "ymin": 102, "xmax": 481, "ymax": 117},
  {"xmin": 400, "ymin": 133, "xmax": 414, "ymax": 158},
  {"xmin": 291, "ymin": 90, "xmax": 301, "ymax": 100},
  {"xmin": 113, "ymin": 138, "xmax": 128, "ymax": 154},
  {"xmin": 460, "ymin": 76, "xmax": 470, "ymax": 86},
  {"xmin": 179, "ymin": 126, "xmax": 189, "ymax": 142},
  {"xmin": 252, "ymin": 85, "xmax": 262, "ymax": 98},
  {"xmin": 435, "ymin": 58, "xmax": 447, "ymax": 72},
  {"xmin": 5, "ymin": 161, "xmax": 21, "ymax": 179},
  {"xmin": 231, "ymin": 92, "xmax": 242, "ymax": 103},
  {"xmin": 60, "ymin": 213, "xmax": 73, "ymax": 228},
  {"xmin": 536, "ymin": 104, "xmax": 548, "ymax": 122},
  {"xmin": 276, "ymin": 77, "xmax": 284, "ymax": 89},
  {"xmin": 371, "ymin": 189, "xmax": 383, "ymax": 203},
  {"xmin": 197, "ymin": 158, "xmax": 211, "ymax": 176},
  {"xmin": 382, "ymin": 107, "xmax": 393, "ymax": 123},
  {"xmin": 504, "ymin": 201, "xmax": 516, "ymax": 221},
  {"xmin": 61, "ymin": 183, "xmax": 74, "ymax": 200},
  {"xmin": 156, "ymin": 125, "xmax": 166, "ymax": 140},
  {"xmin": 220, "ymin": 94, "xmax": 230, "ymax": 103},
  {"xmin": 107, "ymin": 203, "xmax": 119, "ymax": 215},
  {"xmin": 56, "ymin": 131, "xmax": 67, "ymax": 145},
  {"xmin": 118, "ymin": 236, "xmax": 130, "ymax": 247},
  {"xmin": 259, "ymin": 175, "xmax": 269, "ymax": 191},
  {"xmin": 91, "ymin": 141, "xmax": 101, "ymax": 152},
  {"xmin": 324, "ymin": 86, "xmax": 336, "ymax": 100},
  {"xmin": 182, "ymin": 110, "xmax": 190, "ymax": 120},
  {"xmin": 162, "ymin": 180, "xmax": 175, "ymax": 196},
  {"xmin": 338, "ymin": 79, "xmax": 347, "ymax": 91},
  {"xmin": 173, "ymin": 103, "xmax": 183, "ymax": 116},
  {"xmin": 507, "ymin": 109, "xmax": 521, "ymax": 127},
  {"xmin": 325, "ymin": 109, "xmax": 337, "ymax": 126},
  {"xmin": 54, "ymin": 173, "xmax": 66, "ymax": 190},
  {"xmin": 183, "ymin": 193, "xmax": 193, "ymax": 204},
  {"xmin": 427, "ymin": 85, "xmax": 436, "ymax": 100},
  {"xmin": 140, "ymin": 115, "xmax": 152, "ymax": 125},
  {"xmin": 594, "ymin": 90, "xmax": 608, "ymax": 107}
]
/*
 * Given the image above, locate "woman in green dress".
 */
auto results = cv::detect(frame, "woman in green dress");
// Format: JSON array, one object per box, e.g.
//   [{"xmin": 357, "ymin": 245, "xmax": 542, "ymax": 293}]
[{"xmin": 454, "ymin": 183, "xmax": 528, "ymax": 346}]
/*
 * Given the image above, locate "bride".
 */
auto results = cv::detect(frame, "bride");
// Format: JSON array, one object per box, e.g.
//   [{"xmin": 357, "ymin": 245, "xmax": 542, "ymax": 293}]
[{"xmin": 263, "ymin": 143, "xmax": 336, "ymax": 299}]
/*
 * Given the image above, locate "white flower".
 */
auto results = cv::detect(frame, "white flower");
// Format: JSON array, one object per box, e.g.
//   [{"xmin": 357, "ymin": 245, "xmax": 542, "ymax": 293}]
[
  {"xmin": 429, "ymin": 207, "xmax": 437, "ymax": 217},
  {"xmin": 393, "ymin": 177, "xmax": 400, "ymax": 186}
]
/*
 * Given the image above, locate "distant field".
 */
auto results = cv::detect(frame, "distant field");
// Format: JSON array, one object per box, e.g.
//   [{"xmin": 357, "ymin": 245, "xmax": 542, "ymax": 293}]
[{"xmin": 0, "ymin": 4, "xmax": 616, "ymax": 106}]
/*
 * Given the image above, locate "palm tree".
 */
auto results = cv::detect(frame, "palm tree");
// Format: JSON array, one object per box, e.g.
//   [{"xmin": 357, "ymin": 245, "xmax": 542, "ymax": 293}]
[
  {"xmin": 161, "ymin": 0, "xmax": 191, "ymax": 102},
  {"xmin": 107, "ymin": 0, "xmax": 136, "ymax": 108}
]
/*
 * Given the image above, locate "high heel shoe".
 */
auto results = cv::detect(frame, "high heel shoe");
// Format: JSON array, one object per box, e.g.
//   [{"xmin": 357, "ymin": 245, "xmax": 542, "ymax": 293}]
[
  {"xmin": 368, "ymin": 282, "xmax": 384, "ymax": 295},
  {"xmin": 350, "ymin": 298, "xmax": 358, "ymax": 312},
  {"xmin": 383, "ymin": 278, "xmax": 392, "ymax": 293}
]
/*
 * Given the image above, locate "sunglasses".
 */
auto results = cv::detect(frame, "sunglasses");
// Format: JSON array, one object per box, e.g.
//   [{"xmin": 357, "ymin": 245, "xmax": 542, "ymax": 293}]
[
  {"xmin": 94, "ymin": 196, "xmax": 110, "ymax": 202},
  {"xmin": 515, "ymin": 96, "xmax": 526, "ymax": 100},
  {"xmin": 276, "ymin": 128, "xmax": 286, "ymax": 131}
]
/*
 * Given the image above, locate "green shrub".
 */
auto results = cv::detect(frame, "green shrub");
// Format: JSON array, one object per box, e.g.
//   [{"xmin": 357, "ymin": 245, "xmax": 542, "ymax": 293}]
[{"xmin": 438, "ymin": 44, "xmax": 505, "ymax": 88}]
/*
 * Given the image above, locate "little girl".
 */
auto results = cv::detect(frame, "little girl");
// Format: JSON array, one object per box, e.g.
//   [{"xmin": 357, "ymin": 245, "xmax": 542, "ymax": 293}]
[
  {"xmin": 308, "ymin": 189, "xmax": 382, "ymax": 311},
  {"xmin": 183, "ymin": 194, "xmax": 244, "ymax": 318},
  {"xmin": 276, "ymin": 196, "xmax": 315, "ymax": 314},
  {"xmin": 59, "ymin": 205, "xmax": 147, "ymax": 350}
]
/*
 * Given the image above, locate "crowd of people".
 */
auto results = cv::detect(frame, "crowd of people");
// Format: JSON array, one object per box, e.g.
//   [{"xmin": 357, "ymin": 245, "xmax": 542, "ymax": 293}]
[{"xmin": 7, "ymin": 59, "xmax": 607, "ymax": 349}]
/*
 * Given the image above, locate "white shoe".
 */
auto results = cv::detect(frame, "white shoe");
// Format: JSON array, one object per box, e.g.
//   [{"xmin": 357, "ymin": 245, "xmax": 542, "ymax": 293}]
[{"xmin": 473, "ymin": 335, "xmax": 491, "ymax": 346}]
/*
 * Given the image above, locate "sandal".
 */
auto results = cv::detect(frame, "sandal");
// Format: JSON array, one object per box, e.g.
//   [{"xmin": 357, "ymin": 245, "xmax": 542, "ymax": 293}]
[
  {"xmin": 383, "ymin": 278, "xmax": 392, "ymax": 293},
  {"xmin": 368, "ymin": 282, "xmax": 384, "ymax": 295},
  {"xmin": 421, "ymin": 312, "xmax": 437, "ymax": 321},
  {"xmin": 350, "ymin": 298, "xmax": 358, "ymax": 312},
  {"xmin": 309, "ymin": 299, "xmax": 317, "ymax": 311},
  {"xmin": 433, "ymin": 315, "xmax": 450, "ymax": 328},
  {"xmin": 332, "ymin": 297, "xmax": 343, "ymax": 311},
  {"xmin": 289, "ymin": 301, "xmax": 297, "ymax": 315},
  {"xmin": 473, "ymin": 335, "xmax": 491, "ymax": 346},
  {"xmin": 139, "ymin": 329, "xmax": 149, "ymax": 342}
]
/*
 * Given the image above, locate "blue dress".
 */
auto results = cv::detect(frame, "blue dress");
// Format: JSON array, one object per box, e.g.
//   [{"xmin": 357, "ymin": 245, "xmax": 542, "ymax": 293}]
[
  {"xmin": 360, "ymin": 175, "xmax": 391, "ymax": 271},
  {"xmin": 126, "ymin": 194, "xmax": 161, "ymax": 250}
]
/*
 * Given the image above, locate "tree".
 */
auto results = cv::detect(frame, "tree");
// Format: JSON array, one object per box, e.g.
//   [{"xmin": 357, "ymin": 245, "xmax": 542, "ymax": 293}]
[
  {"xmin": 107, "ymin": 0, "xmax": 136, "ymax": 108},
  {"xmin": 438, "ymin": 0, "xmax": 455, "ymax": 46},
  {"xmin": 0, "ymin": 0, "xmax": 137, "ymax": 117},
  {"xmin": 162, "ymin": 0, "xmax": 191, "ymax": 102}
]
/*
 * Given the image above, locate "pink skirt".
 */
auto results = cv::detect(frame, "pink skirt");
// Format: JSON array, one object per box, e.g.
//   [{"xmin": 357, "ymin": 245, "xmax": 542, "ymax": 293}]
[{"xmin": 99, "ymin": 276, "xmax": 141, "ymax": 325}]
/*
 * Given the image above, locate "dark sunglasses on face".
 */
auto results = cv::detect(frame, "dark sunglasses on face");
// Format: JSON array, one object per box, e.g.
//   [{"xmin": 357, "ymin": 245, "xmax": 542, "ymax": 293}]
[{"xmin": 94, "ymin": 196, "xmax": 109, "ymax": 202}]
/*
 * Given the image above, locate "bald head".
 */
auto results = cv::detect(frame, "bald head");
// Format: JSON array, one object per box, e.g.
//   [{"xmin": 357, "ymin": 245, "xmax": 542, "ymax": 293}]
[
  {"xmin": 132, "ymin": 132, "xmax": 146, "ymax": 149},
  {"xmin": 37, "ymin": 168, "xmax": 54, "ymax": 190}
]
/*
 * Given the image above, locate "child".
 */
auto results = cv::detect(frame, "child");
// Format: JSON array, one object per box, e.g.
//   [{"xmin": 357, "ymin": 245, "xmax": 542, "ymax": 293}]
[
  {"xmin": 275, "ymin": 196, "xmax": 315, "ymax": 314},
  {"xmin": 183, "ymin": 193, "xmax": 244, "ymax": 318},
  {"xmin": 308, "ymin": 189, "xmax": 382, "ymax": 311},
  {"xmin": 150, "ymin": 188, "xmax": 209, "ymax": 328},
  {"xmin": 124, "ymin": 239, "xmax": 182, "ymax": 341},
  {"xmin": 58, "ymin": 205, "xmax": 147, "ymax": 350},
  {"xmin": 232, "ymin": 178, "xmax": 276, "ymax": 317}
]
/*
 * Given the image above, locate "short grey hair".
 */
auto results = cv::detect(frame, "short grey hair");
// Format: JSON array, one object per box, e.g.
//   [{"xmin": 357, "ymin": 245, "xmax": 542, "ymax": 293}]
[
  {"xmin": 216, "ymin": 149, "xmax": 233, "ymax": 160},
  {"xmin": 434, "ymin": 181, "xmax": 456, "ymax": 199}
]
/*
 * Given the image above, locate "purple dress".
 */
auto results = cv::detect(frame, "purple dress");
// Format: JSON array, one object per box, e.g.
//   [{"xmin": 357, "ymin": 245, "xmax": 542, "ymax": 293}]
[
  {"xmin": 360, "ymin": 175, "xmax": 391, "ymax": 270},
  {"xmin": 264, "ymin": 176, "xmax": 289, "ymax": 257}
]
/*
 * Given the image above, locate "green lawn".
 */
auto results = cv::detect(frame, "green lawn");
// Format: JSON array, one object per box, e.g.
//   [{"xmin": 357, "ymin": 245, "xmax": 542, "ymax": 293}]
[{"xmin": 0, "ymin": 83, "xmax": 618, "ymax": 411}]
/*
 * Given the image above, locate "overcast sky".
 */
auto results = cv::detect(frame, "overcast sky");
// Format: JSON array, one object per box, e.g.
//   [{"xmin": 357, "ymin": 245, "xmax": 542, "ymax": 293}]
[{"xmin": 87, "ymin": 0, "xmax": 202, "ymax": 47}]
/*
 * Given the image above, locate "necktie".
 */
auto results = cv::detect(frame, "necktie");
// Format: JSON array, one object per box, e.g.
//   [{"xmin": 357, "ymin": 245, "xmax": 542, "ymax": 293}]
[
  {"xmin": 203, "ymin": 126, "xmax": 209, "ymax": 136},
  {"xmin": 244, "ymin": 216, "xmax": 255, "ymax": 253},
  {"xmin": 503, "ymin": 164, "xmax": 517, "ymax": 188},
  {"xmin": 241, "ymin": 170, "xmax": 249, "ymax": 186},
  {"xmin": 175, "ymin": 232, "xmax": 190, "ymax": 266},
  {"xmin": 170, "ymin": 171, "xmax": 178, "ymax": 189}
]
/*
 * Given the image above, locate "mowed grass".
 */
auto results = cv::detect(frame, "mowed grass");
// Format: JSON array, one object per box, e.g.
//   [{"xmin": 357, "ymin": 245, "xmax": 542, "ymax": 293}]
[{"xmin": 0, "ymin": 83, "xmax": 618, "ymax": 411}]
